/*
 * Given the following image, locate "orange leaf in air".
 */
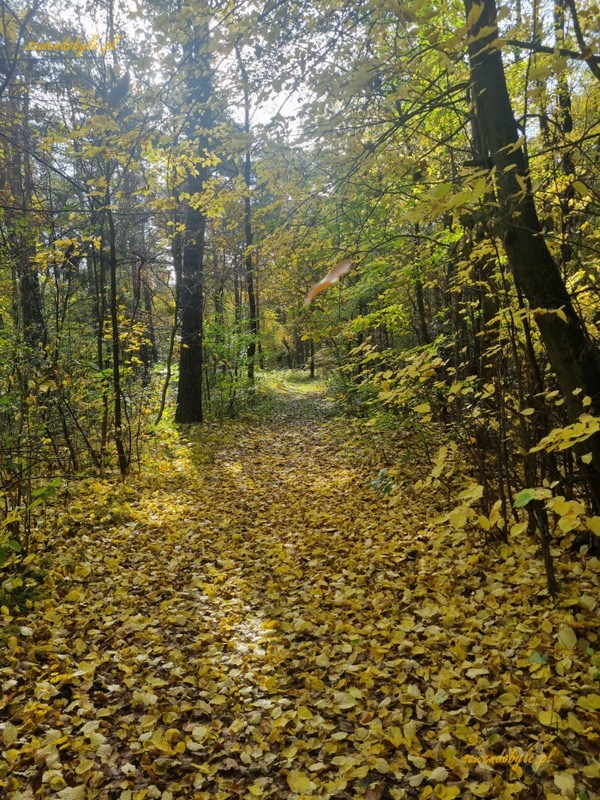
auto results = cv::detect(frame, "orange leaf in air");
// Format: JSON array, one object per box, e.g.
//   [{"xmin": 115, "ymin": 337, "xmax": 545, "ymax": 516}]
[{"xmin": 304, "ymin": 258, "xmax": 352, "ymax": 305}]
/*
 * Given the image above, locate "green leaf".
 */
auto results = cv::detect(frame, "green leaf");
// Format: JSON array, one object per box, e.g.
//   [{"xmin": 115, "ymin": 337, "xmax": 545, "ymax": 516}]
[
  {"xmin": 513, "ymin": 489, "xmax": 535, "ymax": 508},
  {"xmin": 528, "ymin": 651, "xmax": 548, "ymax": 665}
]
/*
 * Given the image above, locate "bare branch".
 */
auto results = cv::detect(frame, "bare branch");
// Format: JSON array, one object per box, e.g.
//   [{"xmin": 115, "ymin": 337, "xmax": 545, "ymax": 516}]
[{"xmin": 503, "ymin": 37, "xmax": 600, "ymax": 67}]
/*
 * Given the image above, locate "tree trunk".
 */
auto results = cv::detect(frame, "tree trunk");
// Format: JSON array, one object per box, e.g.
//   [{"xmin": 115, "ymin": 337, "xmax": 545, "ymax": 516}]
[
  {"xmin": 175, "ymin": 28, "xmax": 212, "ymax": 424},
  {"xmin": 155, "ymin": 232, "xmax": 182, "ymax": 426},
  {"xmin": 553, "ymin": 0, "xmax": 576, "ymax": 271},
  {"xmin": 413, "ymin": 224, "xmax": 431, "ymax": 346},
  {"xmin": 106, "ymin": 202, "xmax": 129, "ymax": 476},
  {"xmin": 464, "ymin": 0, "xmax": 600, "ymax": 506},
  {"xmin": 176, "ymin": 192, "xmax": 207, "ymax": 423},
  {"xmin": 235, "ymin": 44, "xmax": 258, "ymax": 383},
  {"xmin": 7, "ymin": 80, "xmax": 45, "ymax": 352}
]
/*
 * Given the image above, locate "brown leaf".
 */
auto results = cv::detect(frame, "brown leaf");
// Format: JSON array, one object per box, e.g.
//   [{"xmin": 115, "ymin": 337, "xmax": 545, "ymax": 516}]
[
  {"xmin": 365, "ymin": 783, "xmax": 385, "ymax": 800},
  {"xmin": 304, "ymin": 258, "xmax": 352, "ymax": 305}
]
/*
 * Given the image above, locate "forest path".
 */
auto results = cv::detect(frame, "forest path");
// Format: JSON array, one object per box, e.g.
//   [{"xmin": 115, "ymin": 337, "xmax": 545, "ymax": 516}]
[{"xmin": 1, "ymin": 375, "xmax": 597, "ymax": 799}]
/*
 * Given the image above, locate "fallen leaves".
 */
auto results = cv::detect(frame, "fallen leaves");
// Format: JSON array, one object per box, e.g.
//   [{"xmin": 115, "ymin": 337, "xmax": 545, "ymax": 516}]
[
  {"xmin": 0, "ymin": 382, "xmax": 598, "ymax": 798},
  {"xmin": 557, "ymin": 624, "xmax": 577, "ymax": 650},
  {"xmin": 554, "ymin": 771, "xmax": 575, "ymax": 795},
  {"xmin": 286, "ymin": 768, "xmax": 316, "ymax": 793},
  {"xmin": 57, "ymin": 787, "xmax": 86, "ymax": 800}
]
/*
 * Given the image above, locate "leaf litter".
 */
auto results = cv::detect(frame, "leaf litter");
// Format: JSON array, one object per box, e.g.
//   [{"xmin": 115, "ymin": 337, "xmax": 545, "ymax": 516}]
[{"xmin": 0, "ymin": 388, "xmax": 598, "ymax": 799}]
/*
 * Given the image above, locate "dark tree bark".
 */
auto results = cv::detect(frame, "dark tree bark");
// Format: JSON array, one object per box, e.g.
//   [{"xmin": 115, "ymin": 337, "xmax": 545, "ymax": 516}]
[
  {"xmin": 106, "ymin": 201, "xmax": 129, "ymax": 476},
  {"xmin": 553, "ymin": 0, "xmax": 576, "ymax": 270},
  {"xmin": 563, "ymin": 0, "xmax": 600, "ymax": 82},
  {"xmin": 175, "ymin": 28, "xmax": 212, "ymax": 423},
  {"xmin": 176, "ymin": 180, "xmax": 207, "ymax": 423},
  {"xmin": 464, "ymin": 0, "xmax": 600, "ymax": 507},
  {"xmin": 412, "ymin": 226, "xmax": 431, "ymax": 346},
  {"xmin": 6, "ymin": 80, "xmax": 45, "ymax": 352}
]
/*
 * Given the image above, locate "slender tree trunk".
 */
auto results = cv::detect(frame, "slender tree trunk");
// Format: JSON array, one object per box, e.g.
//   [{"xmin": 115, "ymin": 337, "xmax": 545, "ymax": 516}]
[
  {"xmin": 142, "ymin": 282, "xmax": 158, "ymax": 365},
  {"xmin": 554, "ymin": 0, "xmax": 576, "ymax": 271},
  {"xmin": 7, "ymin": 80, "xmax": 45, "ymax": 352},
  {"xmin": 90, "ymin": 243, "xmax": 109, "ymax": 460},
  {"xmin": 233, "ymin": 265, "xmax": 242, "ymax": 334},
  {"xmin": 155, "ymin": 233, "xmax": 182, "ymax": 426},
  {"xmin": 256, "ymin": 272, "xmax": 265, "ymax": 369},
  {"xmin": 104, "ymin": 1, "xmax": 128, "ymax": 471},
  {"xmin": 244, "ymin": 148, "xmax": 258, "ymax": 382},
  {"xmin": 464, "ymin": 0, "xmax": 600, "ymax": 507},
  {"xmin": 106, "ymin": 203, "xmax": 129, "ymax": 476},
  {"xmin": 413, "ymin": 224, "xmax": 431, "ymax": 346},
  {"xmin": 214, "ymin": 254, "xmax": 226, "ymax": 377},
  {"xmin": 235, "ymin": 44, "xmax": 258, "ymax": 383},
  {"xmin": 295, "ymin": 332, "xmax": 305, "ymax": 367},
  {"xmin": 414, "ymin": 277, "xmax": 430, "ymax": 346}
]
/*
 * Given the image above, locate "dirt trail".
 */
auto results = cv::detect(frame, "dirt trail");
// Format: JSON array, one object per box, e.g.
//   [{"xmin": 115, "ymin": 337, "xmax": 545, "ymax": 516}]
[{"xmin": 1, "ymin": 382, "xmax": 598, "ymax": 799}]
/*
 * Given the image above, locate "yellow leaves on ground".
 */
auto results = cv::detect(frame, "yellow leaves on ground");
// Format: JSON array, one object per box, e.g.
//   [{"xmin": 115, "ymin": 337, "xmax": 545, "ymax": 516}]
[
  {"xmin": 286, "ymin": 768, "xmax": 316, "ymax": 793},
  {"xmin": 539, "ymin": 709, "xmax": 562, "ymax": 727},
  {"xmin": 56, "ymin": 788, "xmax": 86, "ymax": 800},
  {"xmin": 435, "ymin": 787, "xmax": 460, "ymax": 800},
  {"xmin": 72, "ymin": 563, "xmax": 92, "ymax": 580},
  {"xmin": 577, "ymin": 693, "xmax": 600, "ymax": 711},
  {"xmin": 0, "ymin": 386, "xmax": 598, "ymax": 798},
  {"xmin": 557, "ymin": 624, "xmax": 577, "ymax": 651},
  {"xmin": 554, "ymin": 771, "xmax": 576, "ymax": 795},
  {"xmin": 64, "ymin": 587, "xmax": 83, "ymax": 602},
  {"xmin": 1, "ymin": 722, "xmax": 17, "ymax": 746}
]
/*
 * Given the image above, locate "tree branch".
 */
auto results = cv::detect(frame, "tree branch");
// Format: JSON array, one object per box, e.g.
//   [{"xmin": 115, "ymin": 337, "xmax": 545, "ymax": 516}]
[
  {"xmin": 0, "ymin": 0, "xmax": 42, "ymax": 100},
  {"xmin": 503, "ymin": 37, "xmax": 600, "ymax": 66},
  {"xmin": 563, "ymin": 0, "xmax": 600, "ymax": 81}
]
